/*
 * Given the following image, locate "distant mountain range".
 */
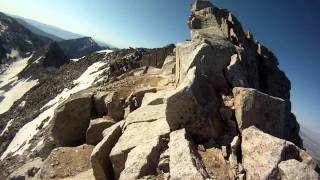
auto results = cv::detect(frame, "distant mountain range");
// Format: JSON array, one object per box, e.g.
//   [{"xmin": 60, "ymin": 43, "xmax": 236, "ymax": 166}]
[
  {"xmin": 14, "ymin": 16, "xmax": 83, "ymax": 40},
  {"xmin": 300, "ymin": 126, "xmax": 320, "ymax": 165},
  {"xmin": 0, "ymin": 11, "xmax": 112, "ymax": 63},
  {"xmin": 12, "ymin": 15, "xmax": 115, "ymax": 48},
  {"xmin": 0, "ymin": 11, "xmax": 113, "ymax": 117},
  {"xmin": 0, "ymin": 12, "xmax": 51, "ymax": 62},
  {"xmin": 15, "ymin": 18, "xmax": 64, "ymax": 42}
]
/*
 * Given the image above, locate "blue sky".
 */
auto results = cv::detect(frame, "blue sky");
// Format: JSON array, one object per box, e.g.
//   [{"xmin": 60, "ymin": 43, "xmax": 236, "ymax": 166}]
[{"xmin": 1, "ymin": 0, "xmax": 319, "ymax": 133}]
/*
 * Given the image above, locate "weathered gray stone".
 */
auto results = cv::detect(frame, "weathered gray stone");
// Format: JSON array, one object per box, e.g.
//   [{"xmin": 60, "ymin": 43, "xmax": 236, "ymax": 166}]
[
  {"xmin": 123, "ymin": 104, "xmax": 166, "ymax": 128},
  {"xmin": 278, "ymin": 159, "xmax": 319, "ymax": 180},
  {"xmin": 9, "ymin": 158, "xmax": 43, "ymax": 180},
  {"xmin": 242, "ymin": 126, "xmax": 299, "ymax": 180},
  {"xmin": 51, "ymin": 91, "xmax": 93, "ymax": 146},
  {"xmin": 167, "ymin": 67, "xmax": 224, "ymax": 141},
  {"xmin": 199, "ymin": 147, "xmax": 235, "ymax": 179},
  {"xmin": 104, "ymin": 92, "xmax": 124, "ymax": 122},
  {"xmin": 299, "ymin": 148, "xmax": 318, "ymax": 170},
  {"xmin": 175, "ymin": 39, "xmax": 233, "ymax": 89},
  {"xmin": 225, "ymin": 54, "xmax": 248, "ymax": 87},
  {"xmin": 119, "ymin": 137, "xmax": 163, "ymax": 179},
  {"xmin": 86, "ymin": 116, "xmax": 115, "ymax": 145},
  {"xmin": 141, "ymin": 44, "xmax": 174, "ymax": 68},
  {"xmin": 233, "ymin": 87, "xmax": 286, "ymax": 138},
  {"xmin": 140, "ymin": 88, "xmax": 174, "ymax": 107},
  {"xmin": 187, "ymin": 0, "xmax": 303, "ymax": 147},
  {"xmin": 110, "ymin": 118, "xmax": 170, "ymax": 179},
  {"xmin": 161, "ymin": 55, "xmax": 176, "ymax": 75},
  {"xmin": 91, "ymin": 121, "xmax": 124, "ymax": 180},
  {"xmin": 169, "ymin": 129, "xmax": 208, "ymax": 179},
  {"xmin": 125, "ymin": 87, "xmax": 157, "ymax": 112}
]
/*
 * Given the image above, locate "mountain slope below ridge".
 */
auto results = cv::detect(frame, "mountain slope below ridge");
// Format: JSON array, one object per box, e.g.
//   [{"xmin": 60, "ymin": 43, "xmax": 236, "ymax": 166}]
[
  {"xmin": 1, "ymin": 12, "xmax": 110, "ymax": 116},
  {"xmin": 0, "ymin": 12, "xmax": 57, "ymax": 115},
  {"xmin": 18, "ymin": 42, "xmax": 70, "ymax": 80},
  {"xmin": 0, "ymin": 12, "xmax": 52, "ymax": 61},
  {"xmin": 0, "ymin": 44, "xmax": 173, "ymax": 177},
  {"xmin": 0, "ymin": 47, "xmax": 160, "ymax": 176},
  {"xmin": 13, "ymin": 15, "xmax": 116, "ymax": 48},
  {"xmin": 15, "ymin": 18, "xmax": 63, "ymax": 42}
]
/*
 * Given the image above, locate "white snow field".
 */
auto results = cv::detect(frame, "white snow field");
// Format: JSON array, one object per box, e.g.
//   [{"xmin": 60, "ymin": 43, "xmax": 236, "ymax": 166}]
[
  {"xmin": 96, "ymin": 49, "xmax": 113, "ymax": 54},
  {"xmin": 1, "ymin": 61, "xmax": 108, "ymax": 159},
  {"xmin": 0, "ymin": 54, "xmax": 36, "ymax": 114},
  {"xmin": 0, "ymin": 78, "xmax": 38, "ymax": 114},
  {"xmin": 0, "ymin": 53, "xmax": 32, "ymax": 88},
  {"xmin": 70, "ymin": 56, "xmax": 85, "ymax": 62}
]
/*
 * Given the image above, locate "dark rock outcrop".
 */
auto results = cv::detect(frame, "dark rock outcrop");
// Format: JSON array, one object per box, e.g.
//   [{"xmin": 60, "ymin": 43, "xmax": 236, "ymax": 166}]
[
  {"xmin": 19, "ymin": 42, "xmax": 69, "ymax": 79},
  {"xmin": 57, "ymin": 37, "xmax": 103, "ymax": 58},
  {"xmin": 0, "ymin": 12, "xmax": 51, "ymax": 58},
  {"xmin": 141, "ymin": 44, "xmax": 175, "ymax": 68},
  {"xmin": 188, "ymin": 0, "xmax": 302, "ymax": 147}
]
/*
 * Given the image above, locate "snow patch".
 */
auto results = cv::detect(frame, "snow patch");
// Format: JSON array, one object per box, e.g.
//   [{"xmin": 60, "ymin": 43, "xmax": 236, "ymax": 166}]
[
  {"xmin": 0, "ymin": 54, "xmax": 33, "ymax": 88},
  {"xmin": 6, "ymin": 49, "xmax": 20, "ymax": 59},
  {"xmin": 33, "ymin": 57, "xmax": 43, "ymax": 64},
  {"xmin": 0, "ymin": 54, "xmax": 36, "ymax": 114},
  {"xmin": 0, "ymin": 21, "xmax": 8, "ymax": 33},
  {"xmin": 18, "ymin": 100, "xmax": 26, "ymax": 108},
  {"xmin": 25, "ymin": 40, "xmax": 32, "ymax": 45},
  {"xmin": 70, "ymin": 56, "xmax": 85, "ymax": 62},
  {"xmin": 0, "ymin": 61, "xmax": 108, "ymax": 159},
  {"xmin": 0, "ymin": 78, "xmax": 38, "ymax": 114},
  {"xmin": 96, "ymin": 49, "xmax": 113, "ymax": 54},
  {"xmin": 0, "ymin": 119, "xmax": 14, "ymax": 136}
]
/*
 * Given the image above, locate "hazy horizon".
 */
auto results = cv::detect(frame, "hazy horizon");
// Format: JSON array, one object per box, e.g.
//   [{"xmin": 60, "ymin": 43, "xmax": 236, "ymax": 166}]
[{"xmin": 1, "ymin": 0, "xmax": 319, "ymax": 133}]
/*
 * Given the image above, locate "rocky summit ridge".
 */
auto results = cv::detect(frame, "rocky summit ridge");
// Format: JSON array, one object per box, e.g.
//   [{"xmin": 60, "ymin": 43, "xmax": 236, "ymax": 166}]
[{"xmin": 0, "ymin": 0, "xmax": 319, "ymax": 180}]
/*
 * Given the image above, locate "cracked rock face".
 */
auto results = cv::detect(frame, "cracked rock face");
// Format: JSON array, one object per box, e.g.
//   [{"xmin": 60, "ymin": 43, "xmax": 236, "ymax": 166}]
[
  {"xmin": 233, "ymin": 87, "xmax": 286, "ymax": 138},
  {"xmin": 1, "ymin": 0, "xmax": 319, "ymax": 180},
  {"xmin": 278, "ymin": 159, "xmax": 319, "ymax": 180}
]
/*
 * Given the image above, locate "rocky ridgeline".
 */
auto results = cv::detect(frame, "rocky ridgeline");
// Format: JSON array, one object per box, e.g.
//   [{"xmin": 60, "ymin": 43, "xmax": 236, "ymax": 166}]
[{"xmin": 1, "ymin": 0, "xmax": 319, "ymax": 180}]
